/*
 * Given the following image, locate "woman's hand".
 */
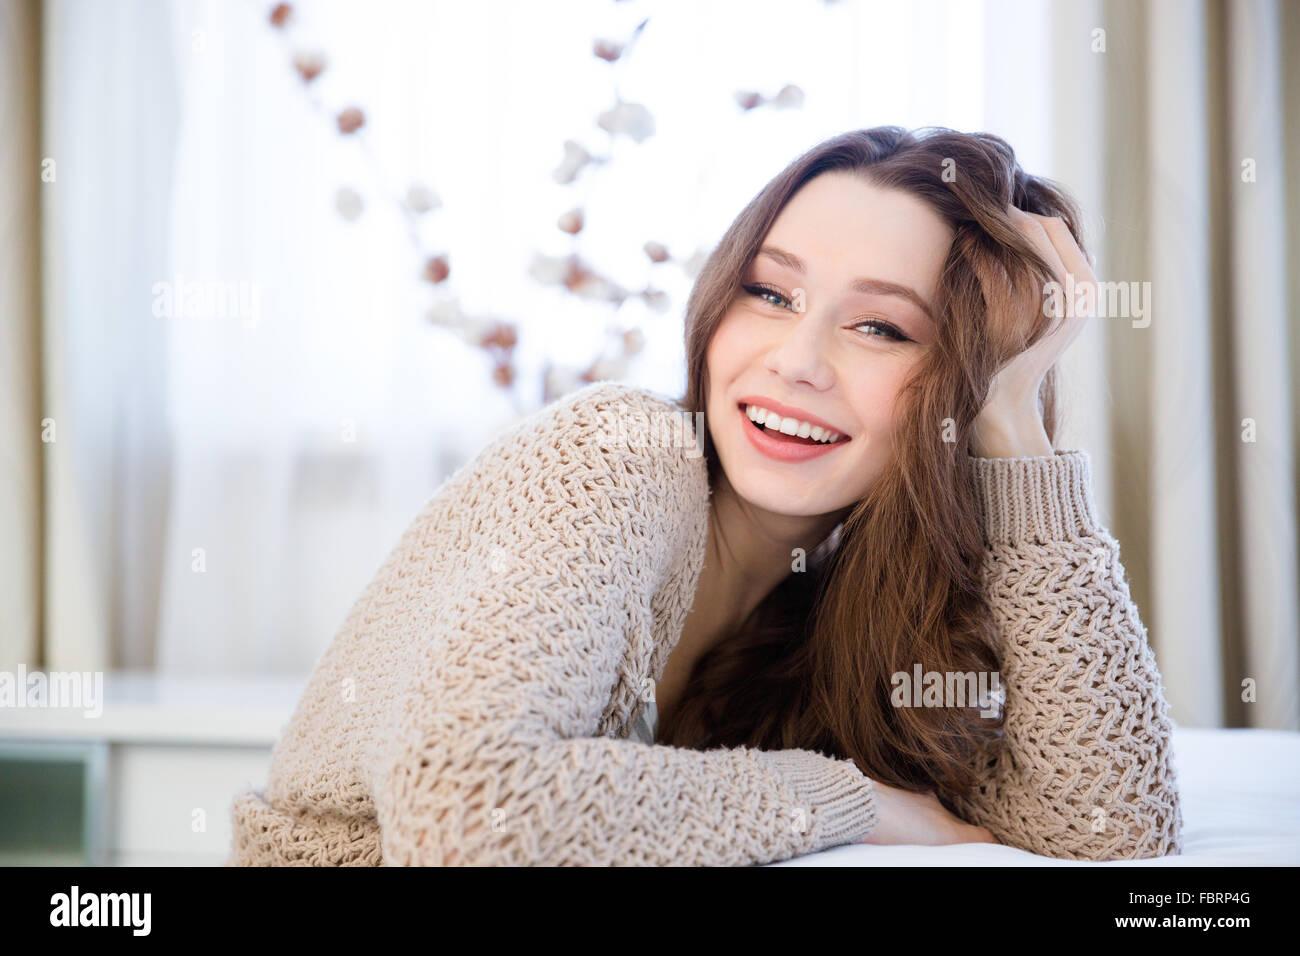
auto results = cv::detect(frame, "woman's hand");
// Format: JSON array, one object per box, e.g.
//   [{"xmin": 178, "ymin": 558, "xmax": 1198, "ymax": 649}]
[
  {"xmin": 968, "ymin": 209, "xmax": 1097, "ymax": 459},
  {"xmin": 858, "ymin": 780, "xmax": 1002, "ymax": 848}
]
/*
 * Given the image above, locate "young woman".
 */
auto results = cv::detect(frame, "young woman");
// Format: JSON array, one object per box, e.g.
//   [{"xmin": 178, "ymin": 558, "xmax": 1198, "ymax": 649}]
[{"xmin": 228, "ymin": 126, "xmax": 1183, "ymax": 866}]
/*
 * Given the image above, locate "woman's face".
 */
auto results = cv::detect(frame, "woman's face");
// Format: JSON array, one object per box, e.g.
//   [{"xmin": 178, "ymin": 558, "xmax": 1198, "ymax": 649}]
[{"xmin": 705, "ymin": 171, "xmax": 954, "ymax": 517}]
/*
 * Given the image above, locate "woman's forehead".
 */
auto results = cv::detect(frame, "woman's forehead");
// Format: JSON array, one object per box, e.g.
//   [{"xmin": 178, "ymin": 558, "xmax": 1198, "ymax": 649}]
[{"xmin": 758, "ymin": 176, "xmax": 952, "ymax": 315}]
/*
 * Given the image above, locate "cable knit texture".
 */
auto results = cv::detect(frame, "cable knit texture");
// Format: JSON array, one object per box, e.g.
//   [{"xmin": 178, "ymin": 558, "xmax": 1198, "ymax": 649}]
[
  {"xmin": 225, "ymin": 381, "xmax": 1182, "ymax": 866},
  {"xmin": 949, "ymin": 451, "xmax": 1184, "ymax": 859}
]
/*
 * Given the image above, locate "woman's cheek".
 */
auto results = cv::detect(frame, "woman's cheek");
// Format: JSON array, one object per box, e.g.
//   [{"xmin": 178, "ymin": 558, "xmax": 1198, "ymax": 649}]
[
  {"xmin": 851, "ymin": 371, "xmax": 909, "ymax": 445},
  {"xmin": 707, "ymin": 309, "xmax": 750, "ymax": 367}
]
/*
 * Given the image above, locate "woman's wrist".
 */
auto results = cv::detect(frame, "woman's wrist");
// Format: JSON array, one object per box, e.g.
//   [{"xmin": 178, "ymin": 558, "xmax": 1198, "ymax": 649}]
[{"xmin": 969, "ymin": 408, "xmax": 1053, "ymax": 458}]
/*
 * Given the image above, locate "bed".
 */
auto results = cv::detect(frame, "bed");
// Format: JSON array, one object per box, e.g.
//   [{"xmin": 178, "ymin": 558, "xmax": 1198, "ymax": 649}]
[{"xmin": 768, "ymin": 726, "xmax": 1300, "ymax": 866}]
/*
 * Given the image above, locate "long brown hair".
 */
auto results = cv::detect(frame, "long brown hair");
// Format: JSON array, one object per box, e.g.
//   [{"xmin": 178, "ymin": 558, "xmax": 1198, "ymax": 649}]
[{"xmin": 662, "ymin": 126, "xmax": 1087, "ymax": 806}]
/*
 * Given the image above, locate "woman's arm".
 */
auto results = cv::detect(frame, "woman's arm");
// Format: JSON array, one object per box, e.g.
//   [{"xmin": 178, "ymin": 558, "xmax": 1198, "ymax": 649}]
[
  {"xmin": 366, "ymin": 383, "xmax": 878, "ymax": 865},
  {"xmin": 945, "ymin": 449, "xmax": 1184, "ymax": 860}
]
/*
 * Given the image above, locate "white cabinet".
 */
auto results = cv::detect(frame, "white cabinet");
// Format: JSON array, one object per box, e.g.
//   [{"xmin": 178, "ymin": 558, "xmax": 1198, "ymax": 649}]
[{"xmin": 0, "ymin": 671, "xmax": 305, "ymax": 866}]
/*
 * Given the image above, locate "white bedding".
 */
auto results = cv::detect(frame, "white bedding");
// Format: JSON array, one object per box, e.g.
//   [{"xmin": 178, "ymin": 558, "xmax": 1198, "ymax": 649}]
[{"xmin": 769, "ymin": 726, "xmax": 1300, "ymax": 866}]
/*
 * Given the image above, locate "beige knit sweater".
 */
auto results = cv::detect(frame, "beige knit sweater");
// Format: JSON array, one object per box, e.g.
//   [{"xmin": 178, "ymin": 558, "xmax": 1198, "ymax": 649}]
[{"xmin": 226, "ymin": 381, "xmax": 1183, "ymax": 866}]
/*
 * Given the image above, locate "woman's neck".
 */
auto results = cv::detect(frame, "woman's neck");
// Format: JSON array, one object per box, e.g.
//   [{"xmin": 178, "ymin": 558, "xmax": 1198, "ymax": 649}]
[
  {"xmin": 656, "ymin": 470, "xmax": 848, "ymax": 729},
  {"xmin": 692, "ymin": 468, "xmax": 849, "ymax": 650}
]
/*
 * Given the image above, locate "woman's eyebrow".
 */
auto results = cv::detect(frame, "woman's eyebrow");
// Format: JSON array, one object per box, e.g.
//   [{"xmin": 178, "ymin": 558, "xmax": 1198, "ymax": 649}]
[{"xmin": 757, "ymin": 245, "xmax": 936, "ymax": 323}]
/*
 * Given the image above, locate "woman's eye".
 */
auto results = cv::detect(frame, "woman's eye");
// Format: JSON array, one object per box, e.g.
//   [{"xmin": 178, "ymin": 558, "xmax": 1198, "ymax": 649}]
[
  {"xmin": 744, "ymin": 284, "xmax": 911, "ymax": 343},
  {"xmin": 743, "ymin": 284, "xmax": 791, "ymax": 310},
  {"xmin": 853, "ymin": 319, "xmax": 911, "ymax": 343}
]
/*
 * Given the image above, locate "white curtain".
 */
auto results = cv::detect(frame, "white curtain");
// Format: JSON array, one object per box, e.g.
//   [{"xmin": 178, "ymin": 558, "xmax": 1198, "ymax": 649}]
[
  {"xmin": 36, "ymin": 0, "xmax": 996, "ymax": 677},
  {"xmin": 39, "ymin": 0, "xmax": 179, "ymax": 673}
]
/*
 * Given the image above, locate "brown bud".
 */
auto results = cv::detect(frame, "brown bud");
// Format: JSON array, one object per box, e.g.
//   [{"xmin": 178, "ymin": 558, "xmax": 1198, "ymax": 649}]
[
  {"xmin": 337, "ymin": 107, "xmax": 365, "ymax": 134},
  {"xmin": 557, "ymin": 209, "xmax": 584, "ymax": 235},
  {"xmin": 422, "ymin": 255, "xmax": 450, "ymax": 284},
  {"xmin": 562, "ymin": 257, "xmax": 595, "ymax": 293},
  {"xmin": 480, "ymin": 322, "xmax": 518, "ymax": 351},
  {"xmin": 593, "ymin": 39, "xmax": 623, "ymax": 62},
  {"xmin": 293, "ymin": 51, "xmax": 325, "ymax": 83},
  {"xmin": 269, "ymin": 3, "xmax": 292, "ymax": 28},
  {"xmin": 643, "ymin": 241, "xmax": 670, "ymax": 263},
  {"xmin": 492, "ymin": 363, "xmax": 515, "ymax": 387}
]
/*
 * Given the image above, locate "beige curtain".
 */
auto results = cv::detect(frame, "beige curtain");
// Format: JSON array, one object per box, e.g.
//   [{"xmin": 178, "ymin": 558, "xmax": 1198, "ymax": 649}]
[
  {"xmin": 1042, "ymin": 0, "xmax": 1299, "ymax": 730},
  {"xmin": 0, "ymin": 0, "xmax": 42, "ymax": 672},
  {"xmin": 1, "ymin": 0, "xmax": 176, "ymax": 676}
]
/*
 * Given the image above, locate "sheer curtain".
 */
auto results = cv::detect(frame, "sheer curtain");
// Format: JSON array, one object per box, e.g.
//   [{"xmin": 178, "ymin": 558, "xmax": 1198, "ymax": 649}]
[
  {"xmin": 40, "ymin": 0, "xmax": 996, "ymax": 677},
  {"xmin": 38, "ymin": 0, "xmax": 180, "ymax": 674}
]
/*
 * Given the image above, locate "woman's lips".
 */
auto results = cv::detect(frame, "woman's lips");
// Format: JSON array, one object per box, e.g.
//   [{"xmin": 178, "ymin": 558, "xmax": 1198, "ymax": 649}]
[{"xmin": 739, "ymin": 403, "xmax": 851, "ymax": 463}]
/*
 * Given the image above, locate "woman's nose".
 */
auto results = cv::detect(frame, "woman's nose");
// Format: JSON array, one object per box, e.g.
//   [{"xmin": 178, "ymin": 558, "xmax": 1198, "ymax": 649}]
[{"xmin": 763, "ymin": 301, "xmax": 834, "ymax": 389}]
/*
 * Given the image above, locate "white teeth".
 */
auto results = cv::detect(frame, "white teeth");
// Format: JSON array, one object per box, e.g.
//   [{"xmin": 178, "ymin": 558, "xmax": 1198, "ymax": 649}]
[{"xmin": 744, "ymin": 404, "xmax": 844, "ymax": 443}]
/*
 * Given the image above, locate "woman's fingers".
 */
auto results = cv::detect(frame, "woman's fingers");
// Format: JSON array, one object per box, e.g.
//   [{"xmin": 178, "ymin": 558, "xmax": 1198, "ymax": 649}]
[
  {"xmin": 1005, "ymin": 208, "xmax": 1094, "ymax": 366},
  {"xmin": 1029, "ymin": 214, "xmax": 1095, "ymax": 356},
  {"xmin": 1036, "ymin": 213, "xmax": 1097, "ymax": 288},
  {"xmin": 1012, "ymin": 207, "xmax": 1071, "ymax": 290}
]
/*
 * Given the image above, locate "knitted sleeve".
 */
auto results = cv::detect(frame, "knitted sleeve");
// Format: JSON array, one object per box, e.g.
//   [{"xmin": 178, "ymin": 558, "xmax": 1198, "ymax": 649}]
[
  {"xmin": 945, "ymin": 449, "xmax": 1184, "ymax": 860},
  {"xmin": 368, "ymin": 383, "xmax": 877, "ymax": 866}
]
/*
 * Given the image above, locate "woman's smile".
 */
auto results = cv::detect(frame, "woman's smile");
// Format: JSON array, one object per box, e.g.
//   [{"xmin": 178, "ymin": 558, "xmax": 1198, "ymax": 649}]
[{"xmin": 737, "ymin": 400, "xmax": 852, "ymax": 462}]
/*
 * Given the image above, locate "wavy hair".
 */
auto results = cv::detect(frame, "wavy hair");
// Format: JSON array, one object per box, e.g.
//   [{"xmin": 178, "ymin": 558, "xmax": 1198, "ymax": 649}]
[{"xmin": 661, "ymin": 126, "xmax": 1087, "ymax": 806}]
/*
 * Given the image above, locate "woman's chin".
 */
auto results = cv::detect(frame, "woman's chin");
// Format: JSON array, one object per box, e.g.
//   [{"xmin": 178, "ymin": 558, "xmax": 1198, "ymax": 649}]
[{"xmin": 721, "ymin": 472, "xmax": 836, "ymax": 518}]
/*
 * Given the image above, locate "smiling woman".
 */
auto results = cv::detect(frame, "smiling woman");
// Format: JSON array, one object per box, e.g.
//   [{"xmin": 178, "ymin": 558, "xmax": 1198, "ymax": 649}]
[
  {"xmin": 228, "ymin": 126, "xmax": 1182, "ymax": 867},
  {"xmin": 664, "ymin": 125, "xmax": 1182, "ymax": 857}
]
